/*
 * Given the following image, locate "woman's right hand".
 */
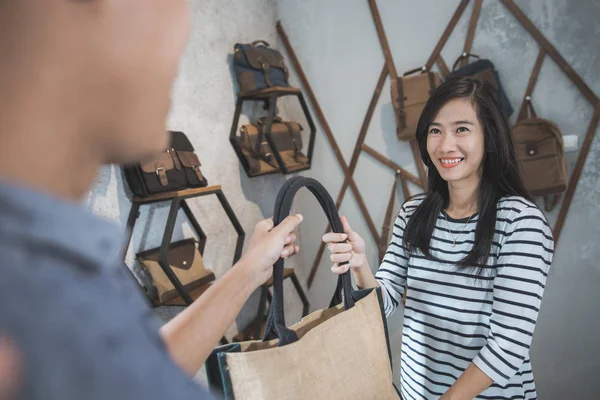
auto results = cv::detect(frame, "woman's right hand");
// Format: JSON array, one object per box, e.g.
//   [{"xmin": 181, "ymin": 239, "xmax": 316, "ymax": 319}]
[{"xmin": 322, "ymin": 216, "xmax": 368, "ymax": 274}]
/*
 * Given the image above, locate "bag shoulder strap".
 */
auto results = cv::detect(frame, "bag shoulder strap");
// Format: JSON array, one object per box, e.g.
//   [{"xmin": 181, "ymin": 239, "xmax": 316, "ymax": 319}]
[{"xmin": 451, "ymin": 52, "xmax": 480, "ymax": 71}]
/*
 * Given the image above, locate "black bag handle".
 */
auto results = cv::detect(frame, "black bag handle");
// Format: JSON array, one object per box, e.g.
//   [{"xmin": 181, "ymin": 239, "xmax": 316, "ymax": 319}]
[
  {"xmin": 452, "ymin": 52, "xmax": 481, "ymax": 72},
  {"xmin": 262, "ymin": 177, "xmax": 355, "ymax": 346}
]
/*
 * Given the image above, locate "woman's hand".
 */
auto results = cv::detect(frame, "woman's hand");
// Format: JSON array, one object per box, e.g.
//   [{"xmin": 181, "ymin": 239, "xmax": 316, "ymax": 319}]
[
  {"xmin": 322, "ymin": 216, "xmax": 367, "ymax": 274},
  {"xmin": 240, "ymin": 214, "xmax": 303, "ymax": 288}
]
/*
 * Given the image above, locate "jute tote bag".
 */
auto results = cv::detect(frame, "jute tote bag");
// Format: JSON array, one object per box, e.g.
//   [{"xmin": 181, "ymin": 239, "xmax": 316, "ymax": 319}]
[{"xmin": 206, "ymin": 176, "xmax": 400, "ymax": 400}]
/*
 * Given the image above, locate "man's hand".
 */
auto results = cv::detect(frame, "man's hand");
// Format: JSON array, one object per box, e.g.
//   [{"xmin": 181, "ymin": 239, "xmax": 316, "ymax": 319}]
[{"xmin": 239, "ymin": 214, "xmax": 303, "ymax": 288}]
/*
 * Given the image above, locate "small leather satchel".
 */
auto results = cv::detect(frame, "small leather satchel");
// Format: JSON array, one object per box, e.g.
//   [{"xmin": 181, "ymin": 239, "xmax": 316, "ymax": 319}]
[
  {"xmin": 391, "ymin": 67, "xmax": 441, "ymax": 141},
  {"xmin": 448, "ymin": 53, "xmax": 514, "ymax": 118},
  {"xmin": 512, "ymin": 101, "xmax": 567, "ymax": 210},
  {"xmin": 122, "ymin": 131, "xmax": 208, "ymax": 198},
  {"xmin": 136, "ymin": 239, "xmax": 215, "ymax": 306},
  {"xmin": 233, "ymin": 40, "xmax": 290, "ymax": 94},
  {"xmin": 238, "ymin": 117, "xmax": 308, "ymax": 175}
]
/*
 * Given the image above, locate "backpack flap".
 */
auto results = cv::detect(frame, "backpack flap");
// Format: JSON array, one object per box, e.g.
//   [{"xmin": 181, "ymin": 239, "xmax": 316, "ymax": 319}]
[
  {"xmin": 137, "ymin": 239, "xmax": 215, "ymax": 305},
  {"xmin": 176, "ymin": 151, "xmax": 208, "ymax": 187},
  {"xmin": 140, "ymin": 152, "xmax": 176, "ymax": 186}
]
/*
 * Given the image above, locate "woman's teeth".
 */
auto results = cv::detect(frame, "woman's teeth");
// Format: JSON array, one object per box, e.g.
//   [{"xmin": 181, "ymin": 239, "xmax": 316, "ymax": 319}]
[{"xmin": 440, "ymin": 158, "xmax": 464, "ymax": 165}]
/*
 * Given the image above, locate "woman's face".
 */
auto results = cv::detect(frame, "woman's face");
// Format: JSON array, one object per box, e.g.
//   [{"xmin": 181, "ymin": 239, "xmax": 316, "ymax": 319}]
[{"xmin": 426, "ymin": 98, "xmax": 485, "ymax": 187}]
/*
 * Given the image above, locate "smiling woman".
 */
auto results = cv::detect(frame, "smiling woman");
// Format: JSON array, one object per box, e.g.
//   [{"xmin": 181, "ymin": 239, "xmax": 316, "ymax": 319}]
[{"xmin": 323, "ymin": 76, "xmax": 554, "ymax": 400}]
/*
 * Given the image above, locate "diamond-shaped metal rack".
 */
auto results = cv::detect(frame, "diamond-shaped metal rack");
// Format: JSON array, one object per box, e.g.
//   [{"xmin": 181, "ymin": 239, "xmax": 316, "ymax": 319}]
[{"xmin": 277, "ymin": 0, "xmax": 599, "ymax": 288}]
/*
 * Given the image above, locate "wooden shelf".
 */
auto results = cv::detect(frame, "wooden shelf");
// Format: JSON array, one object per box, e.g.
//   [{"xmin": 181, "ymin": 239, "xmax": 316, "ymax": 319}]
[
  {"xmin": 238, "ymin": 86, "xmax": 301, "ymax": 99},
  {"xmin": 132, "ymin": 185, "xmax": 222, "ymax": 204}
]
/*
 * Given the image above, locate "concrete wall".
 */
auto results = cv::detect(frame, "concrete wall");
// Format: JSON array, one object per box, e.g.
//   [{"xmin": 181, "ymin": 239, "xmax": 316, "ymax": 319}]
[
  {"xmin": 85, "ymin": 0, "xmax": 310, "ymax": 383},
  {"xmin": 276, "ymin": 0, "xmax": 600, "ymax": 398},
  {"xmin": 85, "ymin": 0, "xmax": 599, "ymax": 397}
]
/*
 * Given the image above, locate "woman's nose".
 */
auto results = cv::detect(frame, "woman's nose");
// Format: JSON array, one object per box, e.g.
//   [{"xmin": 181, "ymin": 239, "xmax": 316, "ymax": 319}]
[{"xmin": 439, "ymin": 132, "xmax": 457, "ymax": 152}]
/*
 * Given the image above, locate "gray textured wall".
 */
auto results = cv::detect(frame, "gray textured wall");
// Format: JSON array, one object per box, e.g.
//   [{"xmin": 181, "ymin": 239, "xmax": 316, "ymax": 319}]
[
  {"xmin": 85, "ymin": 0, "xmax": 599, "ymax": 397},
  {"xmin": 85, "ymin": 0, "xmax": 309, "ymax": 384},
  {"xmin": 276, "ymin": 0, "xmax": 600, "ymax": 398}
]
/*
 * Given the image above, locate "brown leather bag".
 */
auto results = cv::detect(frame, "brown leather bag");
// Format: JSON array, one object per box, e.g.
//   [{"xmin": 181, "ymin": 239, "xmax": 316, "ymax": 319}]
[
  {"xmin": 512, "ymin": 102, "xmax": 567, "ymax": 210},
  {"xmin": 391, "ymin": 68, "xmax": 441, "ymax": 141},
  {"xmin": 136, "ymin": 239, "xmax": 215, "ymax": 306},
  {"xmin": 239, "ymin": 116, "xmax": 308, "ymax": 174}
]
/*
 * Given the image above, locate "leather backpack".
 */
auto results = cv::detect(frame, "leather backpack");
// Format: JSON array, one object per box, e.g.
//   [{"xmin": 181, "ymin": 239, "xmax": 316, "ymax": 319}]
[
  {"xmin": 512, "ymin": 101, "xmax": 567, "ymax": 210},
  {"xmin": 238, "ymin": 116, "xmax": 308, "ymax": 175},
  {"xmin": 448, "ymin": 53, "xmax": 514, "ymax": 118},
  {"xmin": 122, "ymin": 131, "xmax": 208, "ymax": 198},
  {"xmin": 391, "ymin": 67, "xmax": 441, "ymax": 141},
  {"xmin": 233, "ymin": 40, "xmax": 290, "ymax": 94}
]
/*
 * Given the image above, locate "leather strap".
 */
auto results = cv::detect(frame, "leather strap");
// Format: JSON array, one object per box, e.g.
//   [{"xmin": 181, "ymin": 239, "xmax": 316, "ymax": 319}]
[
  {"xmin": 167, "ymin": 148, "xmax": 182, "ymax": 170},
  {"xmin": 251, "ymin": 40, "xmax": 270, "ymax": 47},
  {"xmin": 427, "ymin": 71, "xmax": 436, "ymax": 93},
  {"xmin": 193, "ymin": 165, "xmax": 205, "ymax": 183},
  {"xmin": 396, "ymin": 79, "xmax": 406, "ymax": 131},
  {"xmin": 282, "ymin": 121, "xmax": 301, "ymax": 160},
  {"xmin": 452, "ymin": 53, "xmax": 480, "ymax": 72},
  {"xmin": 156, "ymin": 167, "xmax": 168, "ymax": 186}
]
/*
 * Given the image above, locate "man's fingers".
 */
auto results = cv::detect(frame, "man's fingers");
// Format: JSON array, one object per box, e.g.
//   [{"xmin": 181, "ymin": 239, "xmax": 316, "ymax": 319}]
[
  {"xmin": 340, "ymin": 216, "xmax": 354, "ymax": 235},
  {"xmin": 281, "ymin": 244, "xmax": 300, "ymax": 259},
  {"xmin": 322, "ymin": 232, "xmax": 347, "ymax": 243},
  {"xmin": 255, "ymin": 217, "xmax": 274, "ymax": 233},
  {"xmin": 284, "ymin": 233, "xmax": 296, "ymax": 245},
  {"xmin": 274, "ymin": 214, "xmax": 303, "ymax": 235}
]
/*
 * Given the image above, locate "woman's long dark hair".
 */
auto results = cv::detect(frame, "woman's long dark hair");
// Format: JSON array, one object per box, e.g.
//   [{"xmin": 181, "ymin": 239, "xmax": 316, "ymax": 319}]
[{"xmin": 403, "ymin": 76, "xmax": 532, "ymax": 272}]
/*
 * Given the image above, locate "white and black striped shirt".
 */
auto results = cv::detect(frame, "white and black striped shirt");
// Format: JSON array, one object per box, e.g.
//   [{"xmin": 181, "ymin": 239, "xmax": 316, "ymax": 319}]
[{"xmin": 375, "ymin": 195, "xmax": 554, "ymax": 400}]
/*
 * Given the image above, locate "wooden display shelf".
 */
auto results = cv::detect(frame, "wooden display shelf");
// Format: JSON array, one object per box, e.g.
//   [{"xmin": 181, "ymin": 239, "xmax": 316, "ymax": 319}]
[{"xmin": 132, "ymin": 185, "xmax": 221, "ymax": 204}]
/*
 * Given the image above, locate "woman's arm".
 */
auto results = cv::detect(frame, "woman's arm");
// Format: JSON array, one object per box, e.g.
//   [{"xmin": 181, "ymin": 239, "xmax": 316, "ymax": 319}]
[
  {"xmin": 159, "ymin": 215, "xmax": 303, "ymax": 376},
  {"xmin": 439, "ymin": 363, "xmax": 492, "ymax": 400},
  {"xmin": 324, "ymin": 203, "xmax": 412, "ymax": 317}
]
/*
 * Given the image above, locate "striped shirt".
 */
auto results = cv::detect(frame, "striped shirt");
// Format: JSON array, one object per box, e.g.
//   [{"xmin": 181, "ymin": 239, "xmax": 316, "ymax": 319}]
[{"xmin": 375, "ymin": 194, "xmax": 554, "ymax": 400}]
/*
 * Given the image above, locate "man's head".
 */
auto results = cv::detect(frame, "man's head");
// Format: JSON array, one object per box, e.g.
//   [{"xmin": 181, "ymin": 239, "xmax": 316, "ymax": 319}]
[{"xmin": 0, "ymin": 0, "xmax": 190, "ymax": 165}]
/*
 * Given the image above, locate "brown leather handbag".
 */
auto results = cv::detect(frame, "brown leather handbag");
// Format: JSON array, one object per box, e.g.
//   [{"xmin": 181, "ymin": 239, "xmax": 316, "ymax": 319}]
[
  {"xmin": 136, "ymin": 239, "xmax": 215, "ymax": 306},
  {"xmin": 239, "ymin": 116, "xmax": 308, "ymax": 175},
  {"xmin": 122, "ymin": 131, "xmax": 208, "ymax": 198},
  {"xmin": 391, "ymin": 67, "xmax": 441, "ymax": 141},
  {"xmin": 512, "ymin": 102, "xmax": 567, "ymax": 210}
]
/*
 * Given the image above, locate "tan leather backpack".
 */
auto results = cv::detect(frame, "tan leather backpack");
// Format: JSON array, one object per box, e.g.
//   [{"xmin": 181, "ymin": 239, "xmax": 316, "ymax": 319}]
[
  {"xmin": 391, "ymin": 67, "xmax": 441, "ymax": 141},
  {"xmin": 512, "ymin": 101, "xmax": 567, "ymax": 210}
]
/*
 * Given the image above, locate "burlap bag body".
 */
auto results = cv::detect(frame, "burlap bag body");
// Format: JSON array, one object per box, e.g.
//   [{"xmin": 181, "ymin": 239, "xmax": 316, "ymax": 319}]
[{"xmin": 206, "ymin": 177, "xmax": 400, "ymax": 400}]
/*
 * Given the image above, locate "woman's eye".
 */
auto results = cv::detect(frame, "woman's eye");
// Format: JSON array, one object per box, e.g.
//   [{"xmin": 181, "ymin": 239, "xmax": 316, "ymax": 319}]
[
  {"xmin": 428, "ymin": 128, "xmax": 441, "ymax": 135},
  {"xmin": 456, "ymin": 126, "xmax": 469, "ymax": 133}
]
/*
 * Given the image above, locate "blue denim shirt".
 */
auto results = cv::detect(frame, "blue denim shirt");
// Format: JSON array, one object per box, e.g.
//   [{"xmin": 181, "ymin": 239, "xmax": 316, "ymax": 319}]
[{"xmin": 0, "ymin": 180, "xmax": 216, "ymax": 399}]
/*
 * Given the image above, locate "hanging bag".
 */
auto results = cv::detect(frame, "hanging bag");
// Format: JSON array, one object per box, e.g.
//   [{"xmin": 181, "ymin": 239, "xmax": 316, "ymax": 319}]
[
  {"xmin": 448, "ymin": 53, "xmax": 514, "ymax": 117},
  {"xmin": 122, "ymin": 131, "xmax": 208, "ymax": 198},
  {"xmin": 512, "ymin": 101, "xmax": 567, "ymax": 211},
  {"xmin": 206, "ymin": 176, "xmax": 400, "ymax": 400},
  {"xmin": 233, "ymin": 40, "xmax": 290, "ymax": 94},
  {"xmin": 392, "ymin": 67, "xmax": 441, "ymax": 141},
  {"xmin": 238, "ymin": 116, "xmax": 308, "ymax": 174}
]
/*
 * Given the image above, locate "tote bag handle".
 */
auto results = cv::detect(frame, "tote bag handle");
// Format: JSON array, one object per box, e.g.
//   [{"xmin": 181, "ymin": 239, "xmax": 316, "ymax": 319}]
[{"xmin": 262, "ymin": 176, "xmax": 355, "ymax": 346}]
